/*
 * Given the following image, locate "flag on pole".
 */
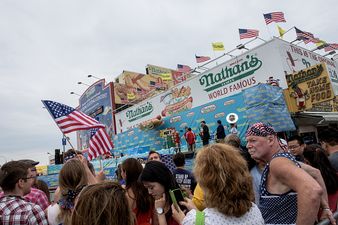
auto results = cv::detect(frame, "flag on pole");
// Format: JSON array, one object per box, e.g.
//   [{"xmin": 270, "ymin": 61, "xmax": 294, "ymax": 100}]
[
  {"xmin": 239, "ymin": 29, "xmax": 259, "ymax": 39},
  {"xmin": 87, "ymin": 128, "xmax": 113, "ymax": 161},
  {"xmin": 324, "ymin": 43, "xmax": 338, "ymax": 52},
  {"xmin": 177, "ymin": 64, "xmax": 191, "ymax": 73},
  {"xmin": 195, "ymin": 55, "xmax": 211, "ymax": 63},
  {"xmin": 42, "ymin": 100, "xmax": 105, "ymax": 134},
  {"xmin": 295, "ymin": 27, "xmax": 314, "ymax": 41},
  {"xmin": 315, "ymin": 40, "xmax": 327, "ymax": 47},
  {"xmin": 277, "ymin": 25, "xmax": 286, "ymax": 38},
  {"xmin": 302, "ymin": 32, "xmax": 315, "ymax": 44},
  {"xmin": 263, "ymin": 12, "xmax": 286, "ymax": 24},
  {"xmin": 212, "ymin": 42, "xmax": 225, "ymax": 51}
]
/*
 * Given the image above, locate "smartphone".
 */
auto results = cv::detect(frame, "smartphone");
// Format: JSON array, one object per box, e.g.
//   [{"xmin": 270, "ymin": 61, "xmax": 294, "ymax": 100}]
[{"xmin": 169, "ymin": 188, "xmax": 186, "ymax": 211}]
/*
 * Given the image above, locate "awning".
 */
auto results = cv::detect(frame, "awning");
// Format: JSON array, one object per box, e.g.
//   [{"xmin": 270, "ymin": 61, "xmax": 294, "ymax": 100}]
[{"xmin": 292, "ymin": 112, "xmax": 338, "ymax": 125}]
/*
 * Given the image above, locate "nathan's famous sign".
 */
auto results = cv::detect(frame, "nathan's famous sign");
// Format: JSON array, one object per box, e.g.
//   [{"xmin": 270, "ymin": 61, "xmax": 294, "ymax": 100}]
[
  {"xmin": 199, "ymin": 55, "xmax": 262, "ymax": 92},
  {"xmin": 126, "ymin": 102, "xmax": 154, "ymax": 122},
  {"xmin": 285, "ymin": 63, "xmax": 334, "ymax": 112}
]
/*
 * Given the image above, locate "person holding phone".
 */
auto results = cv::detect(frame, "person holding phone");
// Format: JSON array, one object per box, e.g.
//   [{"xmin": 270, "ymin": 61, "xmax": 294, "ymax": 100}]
[
  {"xmin": 140, "ymin": 161, "xmax": 180, "ymax": 225},
  {"xmin": 172, "ymin": 144, "xmax": 264, "ymax": 225},
  {"xmin": 121, "ymin": 158, "xmax": 154, "ymax": 225}
]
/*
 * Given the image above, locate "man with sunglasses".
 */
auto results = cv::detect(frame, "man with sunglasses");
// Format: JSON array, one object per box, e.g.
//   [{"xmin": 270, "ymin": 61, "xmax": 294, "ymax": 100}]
[
  {"xmin": 0, "ymin": 160, "xmax": 48, "ymax": 224},
  {"xmin": 18, "ymin": 159, "xmax": 50, "ymax": 210}
]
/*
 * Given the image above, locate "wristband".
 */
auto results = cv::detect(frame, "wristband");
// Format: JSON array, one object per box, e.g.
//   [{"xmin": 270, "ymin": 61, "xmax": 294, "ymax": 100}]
[{"xmin": 322, "ymin": 208, "xmax": 331, "ymax": 211}]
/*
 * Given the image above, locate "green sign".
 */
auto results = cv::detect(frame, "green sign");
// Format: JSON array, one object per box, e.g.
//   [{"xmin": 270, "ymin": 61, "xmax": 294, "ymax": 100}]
[
  {"xmin": 199, "ymin": 55, "xmax": 262, "ymax": 92},
  {"xmin": 126, "ymin": 102, "xmax": 154, "ymax": 122}
]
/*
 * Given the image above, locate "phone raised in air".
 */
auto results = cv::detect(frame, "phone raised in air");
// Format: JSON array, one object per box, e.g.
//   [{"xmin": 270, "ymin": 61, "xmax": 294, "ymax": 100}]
[{"xmin": 169, "ymin": 188, "xmax": 186, "ymax": 211}]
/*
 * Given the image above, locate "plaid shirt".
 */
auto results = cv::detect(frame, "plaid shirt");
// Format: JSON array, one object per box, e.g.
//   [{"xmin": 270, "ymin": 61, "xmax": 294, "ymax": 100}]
[
  {"xmin": 0, "ymin": 195, "xmax": 48, "ymax": 225},
  {"xmin": 24, "ymin": 188, "xmax": 49, "ymax": 210}
]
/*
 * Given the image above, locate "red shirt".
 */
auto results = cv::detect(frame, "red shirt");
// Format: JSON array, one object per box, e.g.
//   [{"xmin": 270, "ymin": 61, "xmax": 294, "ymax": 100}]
[
  {"xmin": 186, "ymin": 131, "xmax": 196, "ymax": 145},
  {"xmin": 0, "ymin": 195, "xmax": 48, "ymax": 225},
  {"xmin": 328, "ymin": 190, "xmax": 338, "ymax": 212},
  {"xmin": 174, "ymin": 133, "xmax": 180, "ymax": 144},
  {"xmin": 24, "ymin": 188, "xmax": 50, "ymax": 210}
]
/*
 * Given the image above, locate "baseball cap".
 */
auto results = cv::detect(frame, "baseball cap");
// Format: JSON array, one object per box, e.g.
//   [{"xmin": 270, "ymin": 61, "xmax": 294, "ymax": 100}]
[{"xmin": 18, "ymin": 159, "xmax": 39, "ymax": 167}]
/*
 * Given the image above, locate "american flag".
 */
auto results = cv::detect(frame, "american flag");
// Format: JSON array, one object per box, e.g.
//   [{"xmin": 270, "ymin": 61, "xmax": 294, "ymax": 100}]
[
  {"xmin": 88, "ymin": 128, "xmax": 113, "ymax": 161},
  {"xmin": 239, "ymin": 29, "xmax": 259, "ymax": 39},
  {"xmin": 42, "ymin": 100, "xmax": 105, "ymax": 134},
  {"xmin": 177, "ymin": 64, "xmax": 191, "ymax": 73},
  {"xmin": 304, "ymin": 37, "xmax": 320, "ymax": 45},
  {"xmin": 295, "ymin": 27, "xmax": 314, "ymax": 42},
  {"xmin": 324, "ymin": 43, "xmax": 338, "ymax": 52},
  {"xmin": 195, "ymin": 55, "xmax": 211, "ymax": 63},
  {"xmin": 263, "ymin": 12, "xmax": 286, "ymax": 24},
  {"xmin": 300, "ymin": 31, "xmax": 316, "ymax": 44}
]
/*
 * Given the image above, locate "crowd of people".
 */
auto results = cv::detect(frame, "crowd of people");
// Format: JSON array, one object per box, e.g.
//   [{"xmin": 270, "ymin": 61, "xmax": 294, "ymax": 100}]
[{"xmin": 0, "ymin": 123, "xmax": 337, "ymax": 225}]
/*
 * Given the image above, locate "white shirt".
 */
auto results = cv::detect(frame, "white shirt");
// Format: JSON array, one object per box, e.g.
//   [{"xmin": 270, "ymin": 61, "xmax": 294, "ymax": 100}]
[
  {"xmin": 183, "ymin": 204, "xmax": 264, "ymax": 225},
  {"xmin": 47, "ymin": 203, "xmax": 63, "ymax": 225}
]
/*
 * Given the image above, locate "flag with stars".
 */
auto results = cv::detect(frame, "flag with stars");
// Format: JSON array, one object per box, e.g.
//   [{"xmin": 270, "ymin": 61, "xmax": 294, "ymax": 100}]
[
  {"xmin": 42, "ymin": 100, "xmax": 105, "ymax": 134},
  {"xmin": 239, "ymin": 29, "xmax": 259, "ymax": 39},
  {"xmin": 88, "ymin": 128, "xmax": 113, "ymax": 161},
  {"xmin": 263, "ymin": 12, "xmax": 286, "ymax": 24},
  {"xmin": 177, "ymin": 64, "xmax": 191, "ymax": 73}
]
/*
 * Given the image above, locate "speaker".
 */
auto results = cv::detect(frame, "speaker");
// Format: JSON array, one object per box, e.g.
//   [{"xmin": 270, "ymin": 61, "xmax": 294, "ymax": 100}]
[{"xmin": 55, "ymin": 149, "xmax": 61, "ymax": 164}]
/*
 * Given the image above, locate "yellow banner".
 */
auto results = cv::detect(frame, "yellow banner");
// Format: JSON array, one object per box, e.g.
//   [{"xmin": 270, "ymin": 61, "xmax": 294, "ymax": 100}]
[
  {"xmin": 285, "ymin": 63, "xmax": 334, "ymax": 112},
  {"xmin": 212, "ymin": 42, "xmax": 225, "ymax": 51},
  {"xmin": 277, "ymin": 25, "xmax": 285, "ymax": 39},
  {"xmin": 315, "ymin": 40, "xmax": 326, "ymax": 47},
  {"xmin": 127, "ymin": 93, "xmax": 136, "ymax": 100},
  {"xmin": 309, "ymin": 96, "xmax": 338, "ymax": 112},
  {"xmin": 160, "ymin": 73, "xmax": 172, "ymax": 81}
]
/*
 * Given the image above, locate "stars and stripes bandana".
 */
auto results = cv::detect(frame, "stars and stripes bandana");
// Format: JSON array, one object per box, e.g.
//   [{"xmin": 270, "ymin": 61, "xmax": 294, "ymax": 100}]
[
  {"xmin": 245, "ymin": 122, "xmax": 276, "ymax": 137},
  {"xmin": 246, "ymin": 122, "xmax": 288, "ymax": 151}
]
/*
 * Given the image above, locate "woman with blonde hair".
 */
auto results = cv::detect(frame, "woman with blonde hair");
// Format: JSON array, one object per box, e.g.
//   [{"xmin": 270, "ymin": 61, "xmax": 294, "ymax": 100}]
[
  {"xmin": 71, "ymin": 181, "xmax": 134, "ymax": 225},
  {"xmin": 47, "ymin": 157, "xmax": 94, "ymax": 225},
  {"xmin": 172, "ymin": 143, "xmax": 264, "ymax": 224}
]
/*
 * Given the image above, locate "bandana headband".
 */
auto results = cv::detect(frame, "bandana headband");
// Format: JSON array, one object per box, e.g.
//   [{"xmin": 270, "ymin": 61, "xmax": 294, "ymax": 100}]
[
  {"xmin": 246, "ymin": 122, "xmax": 288, "ymax": 151},
  {"xmin": 245, "ymin": 122, "xmax": 276, "ymax": 137},
  {"xmin": 64, "ymin": 153, "xmax": 76, "ymax": 162}
]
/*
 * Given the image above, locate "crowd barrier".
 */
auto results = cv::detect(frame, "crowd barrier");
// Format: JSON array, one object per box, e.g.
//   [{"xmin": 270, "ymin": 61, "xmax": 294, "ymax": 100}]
[{"xmin": 317, "ymin": 211, "xmax": 338, "ymax": 225}]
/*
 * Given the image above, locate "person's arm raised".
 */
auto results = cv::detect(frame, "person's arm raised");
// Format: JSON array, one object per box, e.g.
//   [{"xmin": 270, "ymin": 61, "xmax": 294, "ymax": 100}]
[
  {"xmin": 270, "ymin": 157, "xmax": 322, "ymax": 225},
  {"xmin": 77, "ymin": 155, "xmax": 97, "ymax": 185}
]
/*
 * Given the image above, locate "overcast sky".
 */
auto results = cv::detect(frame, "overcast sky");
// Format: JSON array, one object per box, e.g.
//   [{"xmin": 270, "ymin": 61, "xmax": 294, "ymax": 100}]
[{"xmin": 0, "ymin": 0, "xmax": 337, "ymax": 165}]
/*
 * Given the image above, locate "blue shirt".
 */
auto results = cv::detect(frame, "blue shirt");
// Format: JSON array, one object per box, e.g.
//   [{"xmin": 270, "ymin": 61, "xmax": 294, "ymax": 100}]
[{"xmin": 172, "ymin": 168, "xmax": 196, "ymax": 192}]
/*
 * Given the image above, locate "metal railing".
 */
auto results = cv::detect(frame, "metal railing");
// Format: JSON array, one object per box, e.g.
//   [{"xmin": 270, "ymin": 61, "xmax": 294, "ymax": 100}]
[{"xmin": 317, "ymin": 211, "xmax": 338, "ymax": 225}]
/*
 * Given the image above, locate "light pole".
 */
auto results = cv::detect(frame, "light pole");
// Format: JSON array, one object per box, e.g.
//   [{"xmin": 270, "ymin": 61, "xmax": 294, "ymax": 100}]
[
  {"xmin": 236, "ymin": 44, "xmax": 249, "ymax": 50},
  {"xmin": 323, "ymin": 50, "xmax": 336, "ymax": 57},
  {"xmin": 70, "ymin": 91, "xmax": 81, "ymax": 96},
  {"xmin": 77, "ymin": 81, "xmax": 90, "ymax": 87},
  {"xmin": 88, "ymin": 74, "xmax": 102, "ymax": 80}
]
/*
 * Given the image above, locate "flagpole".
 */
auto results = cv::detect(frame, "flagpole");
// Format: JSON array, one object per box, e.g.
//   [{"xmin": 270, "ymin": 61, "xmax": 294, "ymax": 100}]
[
  {"xmin": 99, "ymin": 156, "xmax": 103, "ymax": 170},
  {"xmin": 213, "ymin": 50, "xmax": 218, "ymax": 65},
  {"xmin": 63, "ymin": 134, "xmax": 75, "ymax": 151},
  {"xmin": 42, "ymin": 100, "xmax": 76, "ymax": 150},
  {"xmin": 279, "ymin": 26, "xmax": 295, "ymax": 38},
  {"xmin": 265, "ymin": 24, "xmax": 273, "ymax": 40}
]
